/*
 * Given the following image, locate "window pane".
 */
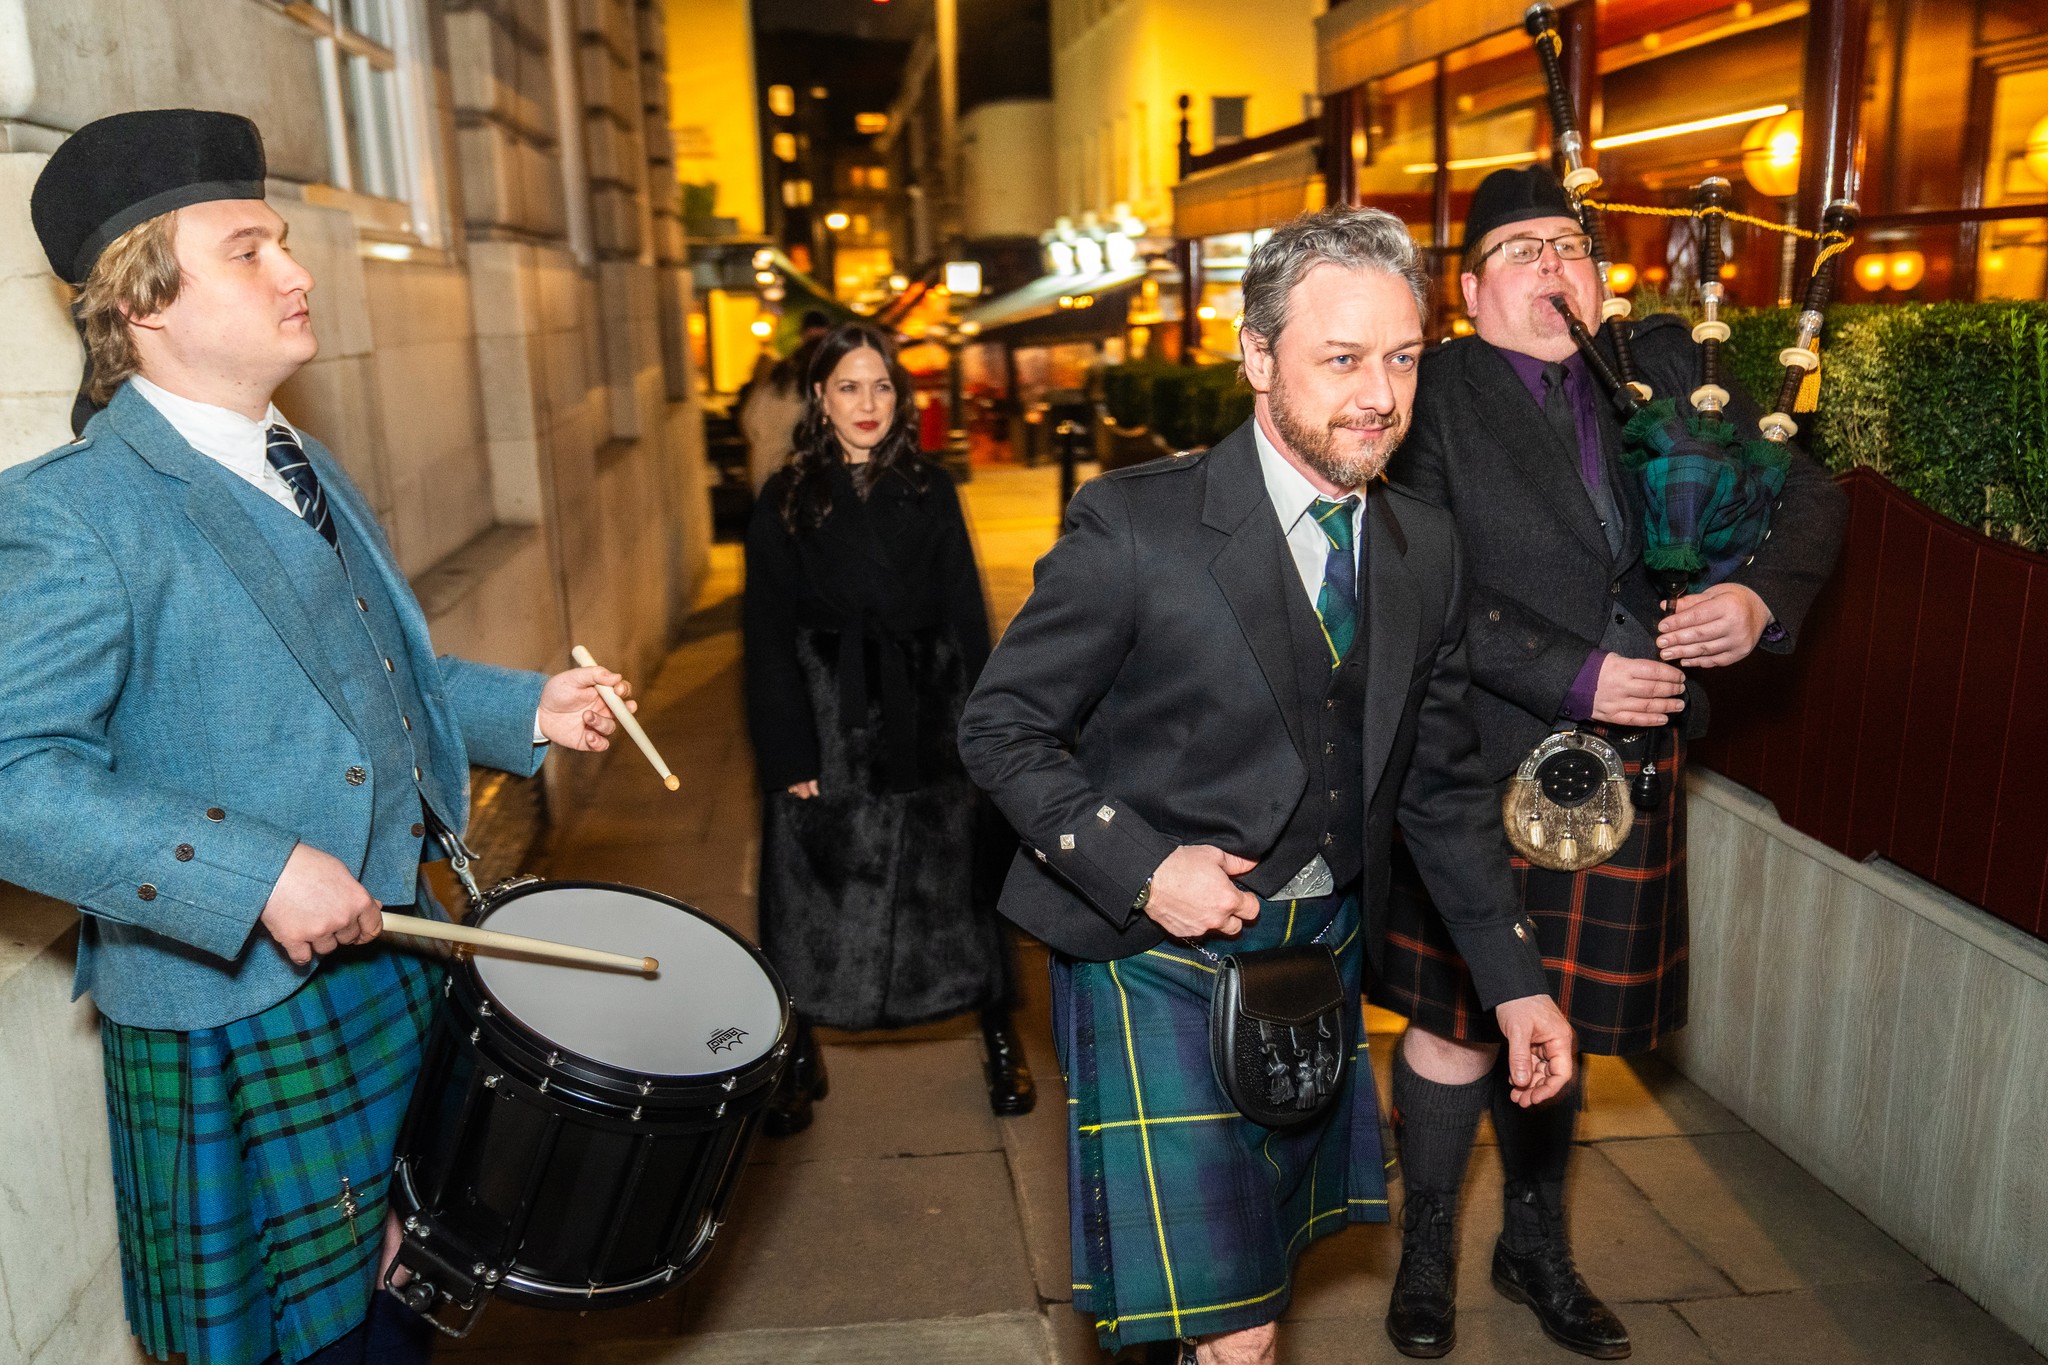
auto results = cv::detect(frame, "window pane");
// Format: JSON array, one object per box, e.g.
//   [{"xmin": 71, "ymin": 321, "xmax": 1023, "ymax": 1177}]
[
  {"xmin": 1977, "ymin": 65, "xmax": 2048, "ymax": 300},
  {"xmin": 345, "ymin": 53, "xmax": 404, "ymax": 200},
  {"xmin": 1212, "ymin": 96, "xmax": 1246, "ymax": 146},
  {"xmin": 341, "ymin": 0, "xmax": 393, "ymax": 47}
]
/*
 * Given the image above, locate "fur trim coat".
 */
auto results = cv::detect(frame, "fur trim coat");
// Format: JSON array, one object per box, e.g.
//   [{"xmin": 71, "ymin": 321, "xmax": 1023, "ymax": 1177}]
[{"xmin": 743, "ymin": 460, "xmax": 1011, "ymax": 1030}]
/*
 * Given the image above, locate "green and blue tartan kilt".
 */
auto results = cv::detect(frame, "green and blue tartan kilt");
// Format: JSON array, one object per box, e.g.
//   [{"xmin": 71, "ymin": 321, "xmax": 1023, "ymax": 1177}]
[
  {"xmin": 1054, "ymin": 890, "xmax": 1388, "ymax": 1352},
  {"xmin": 101, "ymin": 943, "xmax": 439, "ymax": 1365}
]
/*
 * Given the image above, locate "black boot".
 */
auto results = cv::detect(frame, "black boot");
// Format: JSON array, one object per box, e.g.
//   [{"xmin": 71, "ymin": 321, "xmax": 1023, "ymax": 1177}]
[
  {"xmin": 1387, "ymin": 1190, "xmax": 1459, "ymax": 1358},
  {"xmin": 1489, "ymin": 1187, "xmax": 1630, "ymax": 1359},
  {"xmin": 1386, "ymin": 1043, "xmax": 1492, "ymax": 1358},
  {"xmin": 763, "ymin": 1014, "xmax": 828, "ymax": 1138},
  {"xmin": 1490, "ymin": 1071, "xmax": 1629, "ymax": 1359},
  {"xmin": 980, "ymin": 1006, "xmax": 1037, "ymax": 1116}
]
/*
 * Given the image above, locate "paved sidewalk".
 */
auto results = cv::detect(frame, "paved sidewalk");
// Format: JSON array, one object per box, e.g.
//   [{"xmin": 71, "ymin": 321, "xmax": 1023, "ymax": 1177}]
[{"xmin": 446, "ymin": 464, "xmax": 2043, "ymax": 1365}]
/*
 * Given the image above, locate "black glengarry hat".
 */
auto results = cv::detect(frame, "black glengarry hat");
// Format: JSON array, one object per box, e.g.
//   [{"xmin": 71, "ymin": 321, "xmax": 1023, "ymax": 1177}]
[
  {"xmin": 31, "ymin": 109, "xmax": 267, "ymax": 286},
  {"xmin": 1463, "ymin": 165, "xmax": 1577, "ymax": 253}
]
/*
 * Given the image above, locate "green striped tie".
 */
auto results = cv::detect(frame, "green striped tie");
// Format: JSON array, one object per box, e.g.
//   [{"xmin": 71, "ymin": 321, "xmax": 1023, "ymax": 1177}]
[{"xmin": 1311, "ymin": 496, "xmax": 1360, "ymax": 667}]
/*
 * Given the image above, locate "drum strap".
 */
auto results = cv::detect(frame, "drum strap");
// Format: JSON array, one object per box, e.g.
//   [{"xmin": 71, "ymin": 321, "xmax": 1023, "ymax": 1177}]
[{"xmin": 421, "ymin": 803, "xmax": 486, "ymax": 919}]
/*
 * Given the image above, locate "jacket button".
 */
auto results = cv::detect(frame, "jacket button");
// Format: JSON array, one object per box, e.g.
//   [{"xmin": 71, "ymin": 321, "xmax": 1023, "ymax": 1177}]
[
  {"xmin": 174, "ymin": 844, "xmax": 194, "ymax": 862},
  {"xmin": 345, "ymin": 766, "xmax": 367, "ymax": 786},
  {"xmin": 384, "ymin": 658, "xmax": 395, "ymax": 672},
  {"xmin": 1487, "ymin": 608, "xmax": 1501, "ymax": 622},
  {"xmin": 1610, "ymin": 579, "xmax": 1622, "ymax": 596},
  {"xmin": 414, "ymin": 766, "xmax": 423, "ymax": 781},
  {"xmin": 1325, "ymin": 699, "xmax": 1337, "ymax": 710},
  {"xmin": 1614, "ymin": 612, "xmax": 1626, "ymax": 625},
  {"xmin": 1324, "ymin": 741, "xmax": 1336, "ymax": 754},
  {"xmin": 410, "ymin": 822, "xmax": 426, "ymax": 838},
  {"xmin": 137, "ymin": 884, "xmax": 157, "ymax": 901},
  {"xmin": 1322, "ymin": 833, "xmax": 1335, "ymax": 846},
  {"xmin": 356, "ymin": 597, "xmax": 368, "ymax": 612},
  {"xmin": 205, "ymin": 807, "xmax": 226, "ymax": 822},
  {"xmin": 401, "ymin": 715, "xmax": 412, "ymax": 731}
]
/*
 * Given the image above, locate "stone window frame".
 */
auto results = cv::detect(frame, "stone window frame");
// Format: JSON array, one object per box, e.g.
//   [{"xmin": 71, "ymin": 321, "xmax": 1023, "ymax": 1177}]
[{"xmin": 275, "ymin": 0, "xmax": 450, "ymax": 249}]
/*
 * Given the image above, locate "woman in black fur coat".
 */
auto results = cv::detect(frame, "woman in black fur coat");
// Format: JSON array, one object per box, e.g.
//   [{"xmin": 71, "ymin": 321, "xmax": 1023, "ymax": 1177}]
[{"xmin": 743, "ymin": 323, "xmax": 1032, "ymax": 1136}]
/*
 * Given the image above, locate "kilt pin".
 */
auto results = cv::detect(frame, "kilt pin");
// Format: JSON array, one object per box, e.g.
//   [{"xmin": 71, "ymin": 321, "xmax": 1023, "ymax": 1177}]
[{"xmin": 1056, "ymin": 891, "xmax": 1388, "ymax": 1352}]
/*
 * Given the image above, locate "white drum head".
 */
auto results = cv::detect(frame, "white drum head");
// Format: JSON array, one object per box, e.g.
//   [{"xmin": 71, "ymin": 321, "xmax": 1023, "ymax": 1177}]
[{"xmin": 473, "ymin": 886, "xmax": 783, "ymax": 1076}]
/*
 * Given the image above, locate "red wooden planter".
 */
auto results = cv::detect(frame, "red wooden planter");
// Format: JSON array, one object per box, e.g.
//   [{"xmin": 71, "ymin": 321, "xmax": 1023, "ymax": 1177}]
[{"xmin": 1692, "ymin": 467, "xmax": 2048, "ymax": 941}]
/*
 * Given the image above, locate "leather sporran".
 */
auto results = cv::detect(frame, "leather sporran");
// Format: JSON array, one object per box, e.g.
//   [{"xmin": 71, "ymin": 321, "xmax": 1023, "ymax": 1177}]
[
  {"xmin": 1502, "ymin": 729, "xmax": 1634, "ymax": 872},
  {"xmin": 1208, "ymin": 945, "xmax": 1348, "ymax": 1128}
]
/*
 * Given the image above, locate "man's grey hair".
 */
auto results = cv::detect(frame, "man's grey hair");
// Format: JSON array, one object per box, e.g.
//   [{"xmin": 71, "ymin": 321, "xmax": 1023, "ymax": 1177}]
[{"xmin": 1238, "ymin": 205, "xmax": 1430, "ymax": 350}]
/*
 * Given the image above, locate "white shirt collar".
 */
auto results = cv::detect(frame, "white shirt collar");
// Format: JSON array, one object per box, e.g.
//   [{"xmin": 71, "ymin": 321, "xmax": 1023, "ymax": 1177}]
[
  {"xmin": 1252, "ymin": 415, "xmax": 1366, "ymax": 529},
  {"xmin": 130, "ymin": 374, "xmax": 297, "ymax": 484}
]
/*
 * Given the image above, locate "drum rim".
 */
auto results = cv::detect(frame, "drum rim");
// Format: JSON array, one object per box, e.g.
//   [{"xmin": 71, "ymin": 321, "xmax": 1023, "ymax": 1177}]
[{"xmin": 465, "ymin": 878, "xmax": 791, "ymax": 1089}]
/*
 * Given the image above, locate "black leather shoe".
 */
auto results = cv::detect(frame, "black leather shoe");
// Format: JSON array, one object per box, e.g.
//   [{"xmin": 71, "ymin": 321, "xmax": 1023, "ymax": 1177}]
[
  {"xmin": 981, "ymin": 1008, "xmax": 1037, "ymax": 1117},
  {"xmin": 1386, "ymin": 1191, "xmax": 1459, "ymax": 1358},
  {"xmin": 1490, "ymin": 1238, "xmax": 1630, "ymax": 1359},
  {"xmin": 763, "ymin": 1017, "xmax": 828, "ymax": 1138}
]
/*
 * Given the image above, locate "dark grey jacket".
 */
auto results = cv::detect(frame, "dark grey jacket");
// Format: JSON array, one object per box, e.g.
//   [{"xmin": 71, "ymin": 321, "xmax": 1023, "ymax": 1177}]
[
  {"xmin": 958, "ymin": 422, "xmax": 1548, "ymax": 1011},
  {"xmin": 1390, "ymin": 316, "xmax": 1847, "ymax": 779}
]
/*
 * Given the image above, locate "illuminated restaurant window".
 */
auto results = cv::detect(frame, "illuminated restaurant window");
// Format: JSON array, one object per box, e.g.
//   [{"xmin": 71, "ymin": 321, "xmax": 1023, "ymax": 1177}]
[
  {"xmin": 1975, "ymin": 65, "xmax": 2048, "ymax": 301},
  {"xmin": 1212, "ymin": 96, "xmax": 1248, "ymax": 147}
]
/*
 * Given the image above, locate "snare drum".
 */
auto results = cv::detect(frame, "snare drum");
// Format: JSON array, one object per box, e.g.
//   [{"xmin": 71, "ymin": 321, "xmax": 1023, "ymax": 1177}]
[{"xmin": 387, "ymin": 881, "xmax": 789, "ymax": 1334}]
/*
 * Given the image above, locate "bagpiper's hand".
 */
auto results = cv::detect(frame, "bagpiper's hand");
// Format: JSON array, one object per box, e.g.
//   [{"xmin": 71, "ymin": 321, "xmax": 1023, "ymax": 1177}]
[
  {"xmin": 1495, "ymin": 994, "xmax": 1575, "ymax": 1106},
  {"xmin": 1588, "ymin": 654, "xmax": 1686, "ymax": 727},
  {"xmin": 538, "ymin": 666, "xmax": 636, "ymax": 751},
  {"xmin": 1144, "ymin": 845, "xmax": 1261, "ymax": 940},
  {"xmin": 787, "ymin": 780, "xmax": 820, "ymax": 799},
  {"xmin": 260, "ymin": 842, "xmax": 382, "ymax": 966},
  {"xmin": 1658, "ymin": 583, "xmax": 1772, "ymax": 668}
]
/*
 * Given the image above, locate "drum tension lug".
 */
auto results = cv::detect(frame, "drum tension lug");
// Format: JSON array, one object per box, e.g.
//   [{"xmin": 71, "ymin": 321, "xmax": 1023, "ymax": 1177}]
[
  {"xmin": 631, "ymin": 1105, "xmax": 643, "ymax": 1121},
  {"xmin": 478, "ymin": 1000, "xmax": 492, "ymax": 1017},
  {"xmin": 721, "ymin": 1076, "xmax": 737, "ymax": 1092},
  {"xmin": 547, "ymin": 1051, "xmax": 561, "ymax": 1068},
  {"xmin": 483, "ymin": 1074, "xmax": 500, "ymax": 1089},
  {"xmin": 639, "ymin": 1080, "xmax": 653, "ymax": 1095}
]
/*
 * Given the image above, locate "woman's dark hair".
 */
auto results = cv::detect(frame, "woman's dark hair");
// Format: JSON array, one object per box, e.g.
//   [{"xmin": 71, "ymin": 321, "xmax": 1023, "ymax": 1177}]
[{"xmin": 781, "ymin": 322, "xmax": 927, "ymax": 531}]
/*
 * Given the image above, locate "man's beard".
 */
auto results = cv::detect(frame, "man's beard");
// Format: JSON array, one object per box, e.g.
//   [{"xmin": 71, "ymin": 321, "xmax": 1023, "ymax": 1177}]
[{"xmin": 1267, "ymin": 370, "xmax": 1409, "ymax": 489}]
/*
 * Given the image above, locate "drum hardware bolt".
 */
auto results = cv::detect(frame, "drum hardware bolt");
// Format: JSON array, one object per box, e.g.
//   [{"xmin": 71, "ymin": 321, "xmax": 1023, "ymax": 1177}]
[
  {"xmin": 478, "ymin": 1001, "xmax": 492, "ymax": 1017},
  {"xmin": 540, "ymin": 1077, "xmax": 551, "ymax": 1093},
  {"xmin": 472, "ymin": 1262, "xmax": 488, "ymax": 1278},
  {"xmin": 484, "ymin": 1269, "xmax": 502, "ymax": 1284},
  {"xmin": 547, "ymin": 1051, "xmax": 561, "ymax": 1067},
  {"xmin": 483, "ymin": 1074, "xmax": 500, "ymax": 1089},
  {"xmin": 469, "ymin": 1027, "xmax": 481, "ymax": 1044},
  {"xmin": 404, "ymin": 1216, "xmax": 426, "ymax": 1237},
  {"xmin": 715, "ymin": 1101, "xmax": 727, "ymax": 1118},
  {"xmin": 442, "ymin": 978, "xmax": 452, "ymax": 997},
  {"xmin": 631, "ymin": 1106, "xmax": 643, "ymax": 1120},
  {"xmin": 639, "ymin": 1080, "xmax": 652, "ymax": 1095},
  {"xmin": 721, "ymin": 1077, "xmax": 737, "ymax": 1092}
]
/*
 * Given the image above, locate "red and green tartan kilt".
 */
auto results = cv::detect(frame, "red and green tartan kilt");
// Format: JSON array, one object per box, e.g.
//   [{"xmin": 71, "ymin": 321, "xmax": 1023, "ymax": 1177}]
[
  {"xmin": 101, "ymin": 943, "xmax": 438, "ymax": 1365},
  {"xmin": 1369, "ymin": 729, "xmax": 1689, "ymax": 1057}
]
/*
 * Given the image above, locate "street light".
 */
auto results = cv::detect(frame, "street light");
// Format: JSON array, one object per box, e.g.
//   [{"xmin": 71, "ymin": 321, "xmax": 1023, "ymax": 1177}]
[
  {"xmin": 824, "ymin": 211, "xmax": 851, "ymax": 231},
  {"xmin": 944, "ymin": 260, "xmax": 983, "ymax": 296}
]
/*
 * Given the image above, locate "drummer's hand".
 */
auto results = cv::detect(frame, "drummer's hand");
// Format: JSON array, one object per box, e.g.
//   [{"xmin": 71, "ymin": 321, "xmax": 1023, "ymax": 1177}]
[
  {"xmin": 1495, "ymin": 994, "xmax": 1575, "ymax": 1107},
  {"xmin": 260, "ymin": 843, "xmax": 382, "ymax": 965},
  {"xmin": 381, "ymin": 1211, "xmax": 411, "ymax": 1288},
  {"xmin": 1144, "ymin": 845, "xmax": 1260, "ymax": 940},
  {"xmin": 1589, "ymin": 655, "xmax": 1685, "ymax": 727},
  {"xmin": 1658, "ymin": 583, "xmax": 1772, "ymax": 668},
  {"xmin": 538, "ymin": 666, "xmax": 636, "ymax": 751},
  {"xmin": 786, "ymin": 780, "xmax": 820, "ymax": 799}
]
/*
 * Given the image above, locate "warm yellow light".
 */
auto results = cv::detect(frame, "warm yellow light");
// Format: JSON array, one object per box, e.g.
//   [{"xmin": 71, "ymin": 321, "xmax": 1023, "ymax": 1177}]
[
  {"xmin": 2025, "ymin": 114, "xmax": 2048, "ymax": 185},
  {"xmin": 1401, "ymin": 151, "xmax": 1539, "ymax": 176},
  {"xmin": 888, "ymin": 274, "xmax": 909, "ymax": 291},
  {"xmin": 755, "ymin": 270, "xmax": 776, "ymax": 285},
  {"xmin": 1607, "ymin": 262, "xmax": 1638, "ymax": 293},
  {"xmin": 1451, "ymin": 317, "xmax": 1475, "ymax": 336},
  {"xmin": 959, "ymin": 320, "xmax": 981, "ymax": 336},
  {"xmin": 824, "ymin": 211, "xmax": 851, "ymax": 230},
  {"xmin": 773, "ymin": 132, "xmax": 797, "ymax": 163},
  {"xmin": 1854, "ymin": 254, "xmax": 1890, "ymax": 292},
  {"xmin": 1887, "ymin": 250, "xmax": 1925, "ymax": 291},
  {"xmin": 750, "ymin": 318, "xmax": 774, "ymax": 338},
  {"xmin": 1197, "ymin": 305, "xmax": 1217, "ymax": 320},
  {"xmin": 768, "ymin": 85, "xmax": 795, "ymax": 118},
  {"xmin": 855, "ymin": 112, "xmax": 889, "ymax": 135},
  {"xmin": 1988, "ymin": 251, "xmax": 2007, "ymax": 273},
  {"xmin": 753, "ymin": 249, "xmax": 775, "ymax": 270},
  {"xmin": 1719, "ymin": 261, "xmax": 1738, "ymax": 281},
  {"xmin": 1058, "ymin": 295, "xmax": 1075, "ymax": 308},
  {"xmin": 1643, "ymin": 265, "xmax": 1669, "ymax": 285},
  {"xmin": 1741, "ymin": 110, "xmax": 1802, "ymax": 198},
  {"xmin": 1595, "ymin": 103, "xmax": 1790, "ymax": 152}
]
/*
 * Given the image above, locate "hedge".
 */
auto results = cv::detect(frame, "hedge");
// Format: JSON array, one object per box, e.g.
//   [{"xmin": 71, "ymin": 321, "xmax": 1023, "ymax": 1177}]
[{"xmin": 1102, "ymin": 301, "xmax": 2048, "ymax": 550}]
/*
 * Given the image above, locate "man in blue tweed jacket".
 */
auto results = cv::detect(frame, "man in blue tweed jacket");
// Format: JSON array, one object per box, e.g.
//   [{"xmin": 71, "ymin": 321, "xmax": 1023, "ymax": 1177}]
[{"xmin": 0, "ymin": 110, "xmax": 636, "ymax": 1365}]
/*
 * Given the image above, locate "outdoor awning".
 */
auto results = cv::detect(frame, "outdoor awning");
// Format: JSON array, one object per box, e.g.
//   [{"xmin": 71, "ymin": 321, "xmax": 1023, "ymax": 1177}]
[
  {"xmin": 1317, "ymin": 0, "xmax": 1526, "ymax": 95},
  {"xmin": 1172, "ymin": 140, "xmax": 1327, "ymax": 241},
  {"xmin": 959, "ymin": 266, "xmax": 1148, "ymax": 344}
]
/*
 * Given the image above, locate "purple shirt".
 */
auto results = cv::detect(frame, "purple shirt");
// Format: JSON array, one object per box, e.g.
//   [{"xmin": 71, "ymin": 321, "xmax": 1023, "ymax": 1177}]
[{"xmin": 1499, "ymin": 347, "xmax": 1610, "ymax": 720}]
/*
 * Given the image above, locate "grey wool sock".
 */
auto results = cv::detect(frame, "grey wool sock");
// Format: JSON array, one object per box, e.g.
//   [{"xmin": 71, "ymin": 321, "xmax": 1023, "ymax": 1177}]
[{"xmin": 1392, "ymin": 1042, "xmax": 1494, "ymax": 1202}]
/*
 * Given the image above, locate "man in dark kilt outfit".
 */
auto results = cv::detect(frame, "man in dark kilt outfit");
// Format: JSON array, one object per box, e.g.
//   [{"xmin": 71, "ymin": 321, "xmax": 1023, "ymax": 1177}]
[
  {"xmin": 1373, "ymin": 166, "xmax": 1846, "ymax": 1359},
  {"xmin": 0, "ymin": 110, "xmax": 635, "ymax": 1365},
  {"xmin": 961, "ymin": 206, "xmax": 1576, "ymax": 1365}
]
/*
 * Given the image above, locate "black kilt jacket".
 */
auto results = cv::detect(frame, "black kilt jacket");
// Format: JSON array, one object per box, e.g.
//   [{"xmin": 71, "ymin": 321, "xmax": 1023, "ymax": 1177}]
[
  {"xmin": 1387, "ymin": 315, "xmax": 1847, "ymax": 780},
  {"xmin": 958, "ymin": 421, "xmax": 1549, "ymax": 1012}
]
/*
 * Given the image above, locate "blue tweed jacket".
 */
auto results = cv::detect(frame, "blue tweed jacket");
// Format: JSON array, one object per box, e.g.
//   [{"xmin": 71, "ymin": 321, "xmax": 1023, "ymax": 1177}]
[{"xmin": 0, "ymin": 384, "xmax": 547, "ymax": 1030}]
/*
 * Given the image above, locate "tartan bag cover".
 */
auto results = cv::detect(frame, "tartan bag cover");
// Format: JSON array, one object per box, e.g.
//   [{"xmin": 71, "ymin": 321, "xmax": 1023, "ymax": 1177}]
[
  {"xmin": 1371, "ymin": 729, "xmax": 1689, "ymax": 1057},
  {"xmin": 1055, "ymin": 890, "xmax": 1389, "ymax": 1352},
  {"xmin": 101, "ymin": 943, "xmax": 438, "ymax": 1365}
]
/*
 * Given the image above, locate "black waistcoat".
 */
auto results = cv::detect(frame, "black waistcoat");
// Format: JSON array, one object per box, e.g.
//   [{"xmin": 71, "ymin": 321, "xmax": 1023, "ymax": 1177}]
[{"xmin": 1250, "ymin": 556, "xmax": 1369, "ymax": 896}]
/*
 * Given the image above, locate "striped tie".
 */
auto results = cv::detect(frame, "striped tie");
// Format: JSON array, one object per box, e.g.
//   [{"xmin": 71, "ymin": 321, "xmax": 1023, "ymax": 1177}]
[
  {"xmin": 1311, "ymin": 495, "xmax": 1360, "ymax": 666},
  {"xmin": 265, "ymin": 424, "xmax": 338, "ymax": 550}
]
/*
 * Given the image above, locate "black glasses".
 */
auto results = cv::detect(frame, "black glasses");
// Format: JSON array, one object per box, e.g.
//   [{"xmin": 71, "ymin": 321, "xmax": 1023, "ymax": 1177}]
[{"xmin": 1479, "ymin": 232, "xmax": 1595, "ymax": 267}]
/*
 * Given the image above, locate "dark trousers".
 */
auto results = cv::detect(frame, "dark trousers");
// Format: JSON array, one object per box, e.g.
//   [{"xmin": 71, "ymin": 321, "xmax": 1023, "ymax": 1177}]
[{"xmin": 267, "ymin": 1290, "xmax": 435, "ymax": 1365}]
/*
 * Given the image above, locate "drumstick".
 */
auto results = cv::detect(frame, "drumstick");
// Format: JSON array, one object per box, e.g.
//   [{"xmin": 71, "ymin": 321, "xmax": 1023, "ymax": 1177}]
[
  {"xmin": 570, "ymin": 644, "xmax": 679, "ymax": 791},
  {"xmin": 380, "ymin": 912, "xmax": 658, "ymax": 974}
]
